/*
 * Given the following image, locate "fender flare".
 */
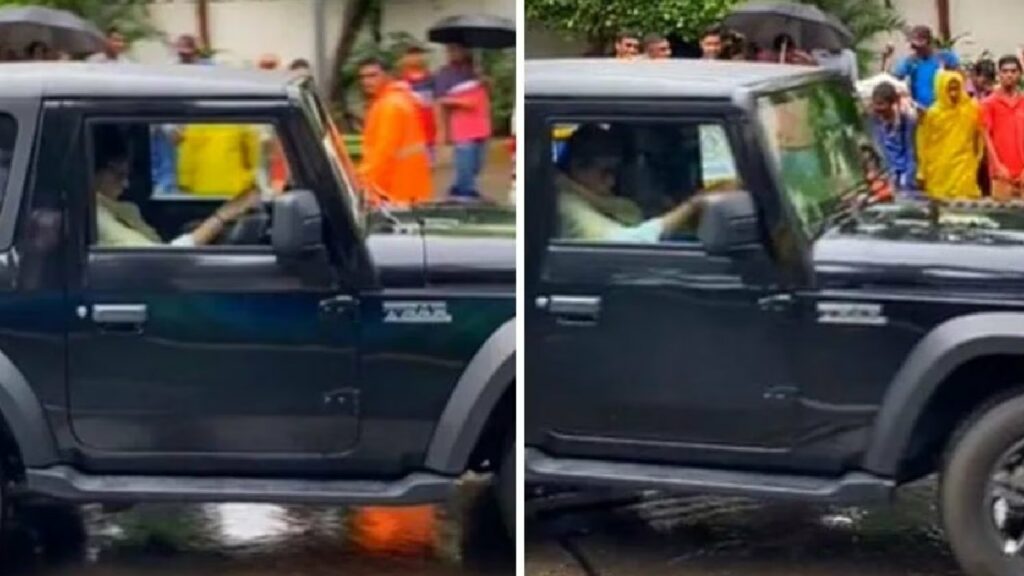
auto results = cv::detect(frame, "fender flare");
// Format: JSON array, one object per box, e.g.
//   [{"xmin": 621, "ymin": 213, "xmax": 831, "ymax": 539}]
[
  {"xmin": 424, "ymin": 318, "xmax": 515, "ymax": 475},
  {"xmin": 864, "ymin": 312, "xmax": 1024, "ymax": 476},
  {"xmin": 0, "ymin": 349, "xmax": 58, "ymax": 468}
]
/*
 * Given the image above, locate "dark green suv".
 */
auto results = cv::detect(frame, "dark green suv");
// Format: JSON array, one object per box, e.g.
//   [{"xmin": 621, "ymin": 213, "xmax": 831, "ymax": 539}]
[{"xmin": 0, "ymin": 63, "xmax": 515, "ymax": 536}]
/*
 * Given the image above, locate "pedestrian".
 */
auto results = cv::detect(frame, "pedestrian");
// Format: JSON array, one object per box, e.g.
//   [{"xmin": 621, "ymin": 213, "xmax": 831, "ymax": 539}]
[
  {"xmin": 257, "ymin": 53, "xmax": 280, "ymax": 70},
  {"xmin": 981, "ymin": 55, "xmax": 1024, "ymax": 201},
  {"xmin": 358, "ymin": 56, "xmax": 432, "ymax": 205},
  {"xmin": 869, "ymin": 82, "xmax": 917, "ymax": 192},
  {"xmin": 916, "ymin": 71, "xmax": 983, "ymax": 200},
  {"xmin": 398, "ymin": 44, "xmax": 437, "ymax": 165},
  {"xmin": 643, "ymin": 33, "xmax": 672, "ymax": 60},
  {"xmin": 24, "ymin": 41, "xmax": 52, "ymax": 61},
  {"xmin": 288, "ymin": 58, "xmax": 312, "ymax": 77},
  {"xmin": 812, "ymin": 47, "xmax": 859, "ymax": 82},
  {"xmin": 970, "ymin": 59, "xmax": 997, "ymax": 101},
  {"xmin": 435, "ymin": 44, "xmax": 491, "ymax": 199},
  {"xmin": 892, "ymin": 25, "xmax": 960, "ymax": 108},
  {"xmin": 87, "ymin": 26, "xmax": 131, "ymax": 63},
  {"xmin": 757, "ymin": 34, "xmax": 815, "ymax": 65},
  {"xmin": 699, "ymin": 25, "xmax": 725, "ymax": 60},
  {"xmin": 613, "ymin": 30, "xmax": 640, "ymax": 60},
  {"xmin": 174, "ymin": 34, "xmax": 209, "ymax": 65}
]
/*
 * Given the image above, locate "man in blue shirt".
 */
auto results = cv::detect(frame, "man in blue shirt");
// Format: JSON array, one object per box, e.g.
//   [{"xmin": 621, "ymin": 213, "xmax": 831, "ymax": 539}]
[
  {"xmin": 893, "ymin": 25, "xmax": 960, "ymax": 108},
  {"xmin": 870, "ymin": 82, "xmax": 918, "ymax": 191}
]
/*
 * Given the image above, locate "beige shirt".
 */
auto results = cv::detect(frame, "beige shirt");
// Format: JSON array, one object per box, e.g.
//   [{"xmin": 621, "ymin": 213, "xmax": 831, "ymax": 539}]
[{"xmin": 96, "ymin": 194, "xmax": 195, "ymax": 248}]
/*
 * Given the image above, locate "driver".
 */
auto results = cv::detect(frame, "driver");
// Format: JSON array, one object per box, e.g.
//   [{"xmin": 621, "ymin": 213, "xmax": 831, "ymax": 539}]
[
  {"xmin": 557, "ymin": 124, "xmax": 704, "ymax": 243},
  {"xmin": 93, "ymin": 127, "xmax": 258, "ymax": 248}
]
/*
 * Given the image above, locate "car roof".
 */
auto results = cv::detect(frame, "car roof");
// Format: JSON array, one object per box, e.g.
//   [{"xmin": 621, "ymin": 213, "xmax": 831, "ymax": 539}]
[
  {"xmin": 526, "ymin": 59, "xmax": 833, "ymax": 99},
  {"xmin": 0, "ymin": 63, "xmax": 295, "ymax": 99}
]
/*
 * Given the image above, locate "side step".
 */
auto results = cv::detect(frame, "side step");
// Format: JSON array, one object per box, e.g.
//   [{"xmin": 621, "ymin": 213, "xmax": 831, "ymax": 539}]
[
  {"xmin": 24, "ymin": 466, "xmax": 455, "ymax": 505},
  {"xmin": 526, "ymin": 448, "xmax": 894, "ymax": 505}
]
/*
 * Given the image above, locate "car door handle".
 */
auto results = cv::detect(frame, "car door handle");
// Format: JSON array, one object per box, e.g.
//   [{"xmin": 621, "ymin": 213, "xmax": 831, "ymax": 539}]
[
  {"xmin": 91, "ymin": 304, "xmax": 148, "ymax": 326},
  {"xmin": 538, "ymin": 295, "xmax": 602, "ymax": 326}
]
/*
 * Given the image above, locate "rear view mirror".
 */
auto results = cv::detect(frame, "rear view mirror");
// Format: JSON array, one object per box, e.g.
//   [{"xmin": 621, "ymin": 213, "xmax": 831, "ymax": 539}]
[
  {"xmin": 697, "ymin": 191, "xmax": 761, "ymax": 256},
  {"xmin": 272, "ymin": 190, "xmax": 325, "ymax": 260}
]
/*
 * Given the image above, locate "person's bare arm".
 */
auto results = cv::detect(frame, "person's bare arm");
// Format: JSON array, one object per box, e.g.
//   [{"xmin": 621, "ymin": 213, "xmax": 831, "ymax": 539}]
[{"xmin": 187, "ymin": 190, "xmax": 261, "ymax": 246}]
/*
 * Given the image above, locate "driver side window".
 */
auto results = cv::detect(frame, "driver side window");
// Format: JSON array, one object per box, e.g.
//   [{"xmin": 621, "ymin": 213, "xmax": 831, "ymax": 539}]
[
  {"xmin": 550, "ymin": 120, "xmax": 742, "ymax": 246},
  {"xmin": 87, "ymin": 119, "xmax": 296, "ymax": 249}
]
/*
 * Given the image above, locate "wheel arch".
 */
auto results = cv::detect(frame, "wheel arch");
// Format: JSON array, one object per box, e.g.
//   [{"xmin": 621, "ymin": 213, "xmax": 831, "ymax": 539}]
[
  {"xmin": 424, "ymin": 318, "xmax": 515, "ymax": 475},
  {"xmin": 864, "ymin": 312, "xmax": 1024, "ymax": 478}
]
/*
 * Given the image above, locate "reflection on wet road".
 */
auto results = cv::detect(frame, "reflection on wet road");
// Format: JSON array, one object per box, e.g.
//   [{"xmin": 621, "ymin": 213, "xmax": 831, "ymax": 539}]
[
  {"xmin": 527, "ymin": 481, "xmax": 964, "ymax": 575},
  {"xmin": 0, "ymin": 481, "xmax": 511, "ymax": 576}
]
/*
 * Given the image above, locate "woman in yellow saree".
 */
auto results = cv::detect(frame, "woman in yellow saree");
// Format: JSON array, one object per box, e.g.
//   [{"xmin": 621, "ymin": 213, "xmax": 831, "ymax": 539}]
[{"xmin": 916, "ymin": 71, "xmax": 984, "ymax": 200}]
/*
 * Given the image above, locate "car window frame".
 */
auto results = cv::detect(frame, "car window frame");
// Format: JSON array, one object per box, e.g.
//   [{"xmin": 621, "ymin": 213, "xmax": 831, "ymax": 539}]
[
  {"xmin": 539, "ymin": 108, "xmax": 747, "ymax": 255},
  {"xmin": 82, "ymin": 112, "xmax": 304, "ymax": 256}
]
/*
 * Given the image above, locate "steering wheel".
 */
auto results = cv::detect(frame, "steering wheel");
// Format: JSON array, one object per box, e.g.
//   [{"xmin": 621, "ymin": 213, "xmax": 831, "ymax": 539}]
[{"xmin": 214, "ymin": 202, "xmax": 271, "ymax": 246}]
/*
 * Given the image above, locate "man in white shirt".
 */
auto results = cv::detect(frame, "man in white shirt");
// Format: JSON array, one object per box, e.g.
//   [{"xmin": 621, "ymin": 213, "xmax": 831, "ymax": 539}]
[{"xmin": 87, "ymin": 26, "xmax": 132, "ymax": 64}]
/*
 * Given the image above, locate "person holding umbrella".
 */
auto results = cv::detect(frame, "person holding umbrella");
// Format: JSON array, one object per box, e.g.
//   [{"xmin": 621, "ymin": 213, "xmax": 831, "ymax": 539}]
[{"xmin": 435, "ymin": 43, "xmax": 491, "ymax": 199}]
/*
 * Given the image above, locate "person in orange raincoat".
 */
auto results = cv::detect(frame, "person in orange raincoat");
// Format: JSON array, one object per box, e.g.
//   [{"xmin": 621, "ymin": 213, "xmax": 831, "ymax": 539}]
[{"xmin": 357, "ymin": 56, "xmax": 432, "ymax": 206}]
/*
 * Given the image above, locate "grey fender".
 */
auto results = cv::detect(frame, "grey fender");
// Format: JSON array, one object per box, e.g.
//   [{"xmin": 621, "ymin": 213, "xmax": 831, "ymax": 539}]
[
  {"xmin": 864, "ymin": 312, "xmax": 1024, "ymax": 476},
  {"xmin": 425, "ymin": 318, "xmax": 515, "ymax": 475},
  {"xmin": 0, "ymin": 350, "xmax": 58, "ymax": 467}
]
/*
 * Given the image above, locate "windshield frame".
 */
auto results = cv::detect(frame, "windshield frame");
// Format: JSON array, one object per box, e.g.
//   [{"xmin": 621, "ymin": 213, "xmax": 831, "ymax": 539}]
[
  {"xmin": 750, "ymin": 76, "xmax": 873, "ymax": 243},
  {"xmin": 293, "ymin": 80, "xmax": 368, "ymax": 235}
]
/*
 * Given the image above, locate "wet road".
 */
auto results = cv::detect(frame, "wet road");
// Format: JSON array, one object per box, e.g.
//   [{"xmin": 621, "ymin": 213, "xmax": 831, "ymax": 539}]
[
  {"xmin": 0, "ymin": 480, "xmax": 511, "ymax": 576},
  {"xmin": 526, "ymin": 480, "xmax": 964, "ymax": 575}
]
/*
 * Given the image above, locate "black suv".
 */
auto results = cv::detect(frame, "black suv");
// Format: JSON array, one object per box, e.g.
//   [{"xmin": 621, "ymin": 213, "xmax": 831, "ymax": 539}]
[
  {"xmin": 525, "ymin": 59, "xmax": 1024, "ymax": 576},
  {"xmin": 0, "ymin": 64, "xmax": 515, "ymax": 534}
]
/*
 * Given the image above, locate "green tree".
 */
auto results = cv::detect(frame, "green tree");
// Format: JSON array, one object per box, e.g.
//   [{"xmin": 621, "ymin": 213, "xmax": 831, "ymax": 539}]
[
  {"xmin": 0, "ymin": 0, "xmax": 157, "ymax": 41},
  {"xmin": 526, "ymin": 0, "xmax": 901, "ymax": 58},
  {"xmin": 525, "ymin": 0, "xmax": 740, "ymax": 53}
]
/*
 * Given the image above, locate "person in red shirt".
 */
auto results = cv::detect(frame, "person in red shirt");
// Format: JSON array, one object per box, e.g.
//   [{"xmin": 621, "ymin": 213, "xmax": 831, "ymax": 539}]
[
  {"xmin": 398, "ymin": 44, "xmax": 438, "ymax": 165},
  {"xmin": 981, "ymin": 55, "xmax": 1024, "ymax": 201}
]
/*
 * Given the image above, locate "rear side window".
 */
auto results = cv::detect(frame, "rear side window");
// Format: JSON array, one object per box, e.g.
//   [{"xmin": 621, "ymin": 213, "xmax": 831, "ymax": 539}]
[{"xmin": 0, "ymin": 114, "xmax": 15, "ymax": 203}]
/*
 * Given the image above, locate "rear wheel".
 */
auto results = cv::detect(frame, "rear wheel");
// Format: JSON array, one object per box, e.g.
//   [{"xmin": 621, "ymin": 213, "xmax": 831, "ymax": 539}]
[{"xmin": 942, "ymin": 392, "xmax": 1024, "ymax": 576}]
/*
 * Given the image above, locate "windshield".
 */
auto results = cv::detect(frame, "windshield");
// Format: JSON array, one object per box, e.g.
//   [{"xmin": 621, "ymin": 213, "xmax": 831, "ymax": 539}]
[
  {"xmin": 757, "ymin": 80, "xmax": 871, "ymax": 239},
  {"xmin": 298, "ymin": 83, "xmax": 366, "ymax": 233}
]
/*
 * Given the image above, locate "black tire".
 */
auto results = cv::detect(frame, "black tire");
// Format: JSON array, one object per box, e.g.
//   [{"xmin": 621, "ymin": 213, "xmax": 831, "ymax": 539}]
[
  {"xmin": 496, "ymin": 440, "xmax": 515, "ymax": 538},
  {"xmin": 942, "ymin": 392, "xmax": 1024, "ymax": 576}
]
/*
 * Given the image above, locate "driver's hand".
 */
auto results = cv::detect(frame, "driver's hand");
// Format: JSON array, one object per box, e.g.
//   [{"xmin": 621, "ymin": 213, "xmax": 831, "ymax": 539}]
[{"xmin": 216, "ymin": 189, "xmax": 261, "ymax": 223}]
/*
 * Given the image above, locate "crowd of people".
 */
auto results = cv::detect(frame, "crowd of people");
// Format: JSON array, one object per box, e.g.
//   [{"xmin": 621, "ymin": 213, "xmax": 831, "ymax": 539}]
[
  {"xmin": 868, "ymin": 25, "xmax": 1024, "ymax": 201},
  {"xmin": 357, "ymin": 41, "xmax": 495, "ymax": 205},
  {"xmin": 609, "ymin": 20, "xmax": 1024, "ymax": 203},
  {"xmin": 610, "ymin": 25, "xmax": 857, "ymax": 81},
  {"xmin": 2, "ymin": 25, "xmax": 500, "ymax": 208}
]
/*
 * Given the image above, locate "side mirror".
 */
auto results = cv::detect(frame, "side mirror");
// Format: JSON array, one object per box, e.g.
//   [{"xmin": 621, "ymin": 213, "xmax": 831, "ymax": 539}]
[
  {"xmin": 272, "ymin": 190, "xmax": 325, "ymax": 260},
  {"xmin": 697, "ymin": 191, "xmax": 761, "ymax": 256}
]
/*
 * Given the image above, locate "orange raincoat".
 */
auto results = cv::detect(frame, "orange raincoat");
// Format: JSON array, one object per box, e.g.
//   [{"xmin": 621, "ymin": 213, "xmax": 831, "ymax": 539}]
[{"xmin": 359, "ymin": 82, "xmax": 432, "ymax": 205}]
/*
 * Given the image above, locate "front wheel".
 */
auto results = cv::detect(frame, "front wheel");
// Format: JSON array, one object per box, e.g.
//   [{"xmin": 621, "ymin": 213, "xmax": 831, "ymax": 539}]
[{"xmin": 942, "ymin": 392, "xmax": 1024, "ymax": 576}]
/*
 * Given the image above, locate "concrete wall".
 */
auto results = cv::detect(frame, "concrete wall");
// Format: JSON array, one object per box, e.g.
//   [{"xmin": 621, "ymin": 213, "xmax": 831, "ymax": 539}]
[
  {"xmin": 134, "ymin": 0, "xmax": 515, "ymax": 70},
  {"xmin": 873, "ymin": 0, "xmax": 1024, "ymax": 65}
]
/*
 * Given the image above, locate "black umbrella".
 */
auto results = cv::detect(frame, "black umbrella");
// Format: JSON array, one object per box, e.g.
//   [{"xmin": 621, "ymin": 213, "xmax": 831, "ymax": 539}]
[
  {"xmin": 0, "ymin": 5, "xmax": 104, "ymax": 55},
  {"xmin": 724, "ymin": 1, "xmax": 854, "ymax": 52},
  {"xmin": 428, "ymin": 14, "xmax": 515, "ymax": 50}
]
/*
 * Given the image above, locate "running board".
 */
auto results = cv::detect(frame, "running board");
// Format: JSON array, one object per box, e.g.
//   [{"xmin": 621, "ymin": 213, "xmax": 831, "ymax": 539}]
[
  {"xmin": 23, "ymin": 466, "xmax": 455, "ymax": 505},
  {"xmin": 526, "ymin": 448, "xmax": 894, "ymax": 505}
]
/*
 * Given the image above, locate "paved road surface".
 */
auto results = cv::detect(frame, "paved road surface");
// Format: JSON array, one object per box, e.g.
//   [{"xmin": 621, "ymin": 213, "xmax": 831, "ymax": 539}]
[
  {"xmin": 527, "ymin": 481, "xmax": 964, "ymax": 576},
  {"xmin": 0, "ymin": 480, "xmax": 511, "ymax": 576}
]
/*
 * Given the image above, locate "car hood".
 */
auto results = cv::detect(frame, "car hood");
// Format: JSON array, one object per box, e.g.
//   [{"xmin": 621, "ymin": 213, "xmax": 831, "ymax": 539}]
[
  {"xmin": 366, "ymin": 202, "xmax": 515, "ymax": 287},
  {"xmin": 814, "ymin": 201, "xmax": 1024, "ymax": 290}
]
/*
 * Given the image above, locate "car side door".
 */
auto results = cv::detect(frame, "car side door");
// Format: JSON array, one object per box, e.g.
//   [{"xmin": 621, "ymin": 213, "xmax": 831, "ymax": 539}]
[
  {"xmin": 525, "ymin": 99, "xmax": 802, "ymax": 470},
  {"xmin": 60, "ymin": 99, "xmax": 363, "ymax": 475}
]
